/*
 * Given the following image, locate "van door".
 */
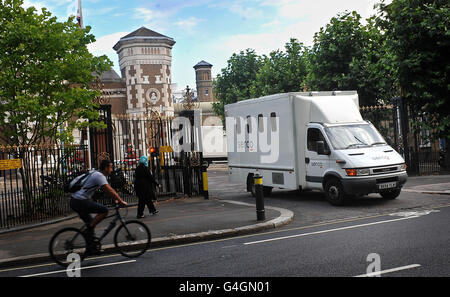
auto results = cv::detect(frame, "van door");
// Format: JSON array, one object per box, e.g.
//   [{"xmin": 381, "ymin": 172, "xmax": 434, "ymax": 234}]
[{"xmin": 305, "ymin": 127, "xmax": 331, "ymax": 189}]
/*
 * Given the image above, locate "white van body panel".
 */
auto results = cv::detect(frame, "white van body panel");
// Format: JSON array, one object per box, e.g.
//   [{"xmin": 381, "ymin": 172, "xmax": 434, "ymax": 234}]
[
  {"xmin": 225, "ymin": 91, "xmax": 407, "ymax": 196},
  {"xmin": 226, "ymin": 94, "xmax": 299, "ymax": 189}
]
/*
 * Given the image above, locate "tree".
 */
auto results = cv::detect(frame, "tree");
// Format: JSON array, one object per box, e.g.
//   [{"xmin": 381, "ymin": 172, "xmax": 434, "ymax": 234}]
[
  {"xmin": 0, "ymin": 0, "xmax": 112, "ymax": 148},
  {"xmin": 0, "ymin": 0, "xmax": 112, "ymax": 213},
  {"xmin": 212, "ymin": 49, "xmax": 262, "ymax": 124},
  {"xmin": 377, "ymin": 0, "xmax": 450, "ymax": 140},
  {"xmin": 250, "ymin": 38, "xmax": 308, "ymax": 98},
  {"xmin": 306, "ymin": 11, "xmax": 395, "ymax": 106}
]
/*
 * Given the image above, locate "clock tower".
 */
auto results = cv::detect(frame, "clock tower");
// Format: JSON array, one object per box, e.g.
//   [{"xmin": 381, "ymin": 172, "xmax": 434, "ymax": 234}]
[{"xmin": 113, "ymin": 27, "xmax": 176, "ymax": 117}]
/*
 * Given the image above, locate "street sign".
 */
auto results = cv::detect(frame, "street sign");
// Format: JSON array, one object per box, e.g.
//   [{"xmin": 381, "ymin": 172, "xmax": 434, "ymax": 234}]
[
  {"xmin": 0, "ymin": 159, "xmax": 22, "ymax": 170},
  {"xmin": 160, "ymin": 146, "xmax": 173, "ymax": 153}
]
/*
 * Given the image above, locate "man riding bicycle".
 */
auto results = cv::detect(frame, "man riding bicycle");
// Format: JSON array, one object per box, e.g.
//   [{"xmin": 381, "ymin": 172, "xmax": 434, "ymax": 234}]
[{"xmin": 70, "ymin": 159, "xmax": 127, "ymax": 252}]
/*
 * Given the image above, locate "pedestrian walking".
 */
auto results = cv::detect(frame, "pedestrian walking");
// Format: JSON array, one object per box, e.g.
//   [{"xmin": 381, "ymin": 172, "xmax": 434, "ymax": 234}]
[{"xmin": 134, "ymin": 156, "xmax": 161, "ymax": 218}]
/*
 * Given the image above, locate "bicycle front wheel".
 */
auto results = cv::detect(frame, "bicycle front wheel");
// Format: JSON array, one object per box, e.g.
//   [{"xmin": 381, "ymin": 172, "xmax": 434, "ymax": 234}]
[
  {"xmin": 114, "ymin": 220, "xmax": 151, "ymax": 258},
  {"xmin": 49, "ymin": 227, "xmax": 87, "ymax": 267}
]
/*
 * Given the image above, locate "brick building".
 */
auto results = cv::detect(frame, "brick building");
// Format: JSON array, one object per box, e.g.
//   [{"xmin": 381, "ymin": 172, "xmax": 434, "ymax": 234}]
[
  {"xmin": 98, "ymin": 27, "xmax": 218, "ymax": 121},
  {"xmin": 85, "ymin": 27, "xmax": 225, "ymax": 161},
  {"xmin": 110, "ymin": 26, "xmax": 176, "ymax": 117}
]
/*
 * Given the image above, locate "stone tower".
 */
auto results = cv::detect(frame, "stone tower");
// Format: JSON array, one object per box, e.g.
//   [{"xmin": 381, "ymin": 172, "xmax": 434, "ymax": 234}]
[
  {"xmin": 113, "ymin": 27, "xmax": 176, "ymax": 117},
  {"xmin": 194, "ymin": 60, "xmax": 215, "ymax": 102}
]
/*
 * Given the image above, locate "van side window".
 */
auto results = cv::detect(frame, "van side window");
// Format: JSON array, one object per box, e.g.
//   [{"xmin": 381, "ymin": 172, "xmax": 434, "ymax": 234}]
[
  {"xmin": 258, "ymin": 114, "xmax": 264, "ymax": 132},
  {"xmin": 236, "ymin": 117, "xmax": 241, "ymax": 134},
  {"xmin": 270, "ymin": 112, "xmax": 277, "ymax": 132},
  {"xmin": 307, "ymin": 128, "xmax": 329, "ymax": 152}
]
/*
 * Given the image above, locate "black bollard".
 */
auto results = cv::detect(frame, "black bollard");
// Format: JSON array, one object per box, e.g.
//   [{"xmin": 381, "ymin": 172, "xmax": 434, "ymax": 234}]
[
  {"xmin": 202, "ymin": 161, "xmax": 209, "ymax": 200},
  {"xmin": 254, "ymin": 173, "xmax": 265, "ymax": 221}
]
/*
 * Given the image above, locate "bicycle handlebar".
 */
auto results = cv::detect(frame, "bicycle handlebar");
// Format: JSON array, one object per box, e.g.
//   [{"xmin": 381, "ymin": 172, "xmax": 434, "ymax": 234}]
[{"xmin": 114, "ymin": 203, "xmax": 127, "ymax": 209}]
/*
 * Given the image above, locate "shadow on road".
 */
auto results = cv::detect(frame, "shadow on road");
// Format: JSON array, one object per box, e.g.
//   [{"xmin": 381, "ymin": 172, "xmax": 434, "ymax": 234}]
[{"xmin": 266, "ymin": 189, "xmax": 393, "ymax": 208}]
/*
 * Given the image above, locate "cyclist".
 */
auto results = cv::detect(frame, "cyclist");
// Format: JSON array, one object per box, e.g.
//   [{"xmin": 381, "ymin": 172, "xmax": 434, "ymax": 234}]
[{"xmin": 70, "ymin": 159, "xmax": 127, "ymax": 252}]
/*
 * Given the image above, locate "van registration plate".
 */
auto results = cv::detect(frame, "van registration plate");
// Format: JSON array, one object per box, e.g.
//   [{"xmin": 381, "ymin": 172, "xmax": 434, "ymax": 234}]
[{"xmin": 378, "ymin": 182, "xmax": 397, "ymax": 190}]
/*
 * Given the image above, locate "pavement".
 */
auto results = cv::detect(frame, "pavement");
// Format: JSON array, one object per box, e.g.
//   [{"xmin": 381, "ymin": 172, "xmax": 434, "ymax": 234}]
[
  {"xmin": 0, "ymin": 195, "xmax": 293, "ymax": 268},
  {"xmin": 0, "ymin": 169, "xmax": 448, "ymax": 269},
  {"xmin": 402, "ymin": 175, "xmax": 450, "ymax": 195}
]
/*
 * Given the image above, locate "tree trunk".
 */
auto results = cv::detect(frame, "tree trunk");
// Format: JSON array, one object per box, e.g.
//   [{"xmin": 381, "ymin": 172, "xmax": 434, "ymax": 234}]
[
  {"xmin": 18, "ymin": 150, "xmax": 34, "ymax": 215},
  {"xmin": 445, "ymin": 138, "xmax": 450, "ymax": 171}
]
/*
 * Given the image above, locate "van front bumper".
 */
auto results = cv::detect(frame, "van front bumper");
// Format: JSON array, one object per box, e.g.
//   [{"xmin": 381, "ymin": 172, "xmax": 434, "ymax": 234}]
[{"xmin": 341, "ymin": 171, "xmax": 408, "ymax": 196}]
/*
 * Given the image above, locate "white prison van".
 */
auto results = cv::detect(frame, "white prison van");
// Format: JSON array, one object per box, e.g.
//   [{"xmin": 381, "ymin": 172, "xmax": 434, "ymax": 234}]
[{"xmin": 225, "ymin": 91, "xmax": 408, "ymax": 205}]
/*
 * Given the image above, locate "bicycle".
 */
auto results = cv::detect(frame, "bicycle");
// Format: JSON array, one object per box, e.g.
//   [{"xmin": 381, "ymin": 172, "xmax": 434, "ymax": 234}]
[{"xmin": 49, "ymin": 204, "xmax": 151, "ymax": 267}]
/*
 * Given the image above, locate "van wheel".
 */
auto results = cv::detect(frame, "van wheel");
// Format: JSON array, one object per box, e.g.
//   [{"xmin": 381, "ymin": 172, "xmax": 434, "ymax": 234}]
[
  {"xmin": 380, "ymin": 189, "xmax": 401, "ymax": 200},
  {"xmin": 250, "ymin": 183, "xmax": 256, "ymax": 197},
  {"xmin": 248, "ymin": 181, "xmax": 272, "ymax": 197},
  {"xmin": 247, "ymin": 178, "xmax": 255, "ymax": 197},
  {"xmin": 324, "ymin": 178, "xmax": 346, "ymax": 206}
]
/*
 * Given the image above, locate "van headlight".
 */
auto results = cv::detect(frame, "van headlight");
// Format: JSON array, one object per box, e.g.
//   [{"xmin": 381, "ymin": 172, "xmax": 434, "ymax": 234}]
[
  {"xmin": 356, "ymin": 168, "xmax": 370, "ymax": 176},
  {"xmin": 400, "ymin": 163, "xmax": 407, "ymax": 171},
  {"xmin": 345, "ymin": 168, "xmax": 370, "ymax": 176}
]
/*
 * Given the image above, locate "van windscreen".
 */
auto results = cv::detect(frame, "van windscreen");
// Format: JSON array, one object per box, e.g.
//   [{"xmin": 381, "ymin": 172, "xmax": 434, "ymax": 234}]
[{"xmin": 325, "ymin": 124, "xmax": 386, "ymax": 150}]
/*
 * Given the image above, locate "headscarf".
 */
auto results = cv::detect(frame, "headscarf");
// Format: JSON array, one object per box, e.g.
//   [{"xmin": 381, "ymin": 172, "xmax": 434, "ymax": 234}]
[{"xmin": 139, "ymin": 156, "xmax": 148, "ymax": 167}]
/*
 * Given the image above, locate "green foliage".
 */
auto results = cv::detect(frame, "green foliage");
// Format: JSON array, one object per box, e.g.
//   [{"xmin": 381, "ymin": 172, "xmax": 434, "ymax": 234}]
[
  {"xmin": 212, "ymin": 40, "xmax": 308, "ymax": 125},
  {"xmin": 212, "ymin": 1, "xmax": 448, "ymax": 142},
  {"xmin": 212, "ymin": 49, "xmax": 262, "ymax": 124},
  {"xmin": 21, "ymin": 187, "xmax": 66, "ymax": 215},
  {"xmin": 306, "ymin": 11, "xmax": 396, "ymax": 106},
  {"xmin": 250, "ymin": 39, "xmax": 308, "ymax": 98},
  {"xmin": 377, "ymin": 0, "xmax": 450, "ymax": 139},
  {"xmin": 0, "ymin": 0, "xmax": 112, "ymax": 146}
]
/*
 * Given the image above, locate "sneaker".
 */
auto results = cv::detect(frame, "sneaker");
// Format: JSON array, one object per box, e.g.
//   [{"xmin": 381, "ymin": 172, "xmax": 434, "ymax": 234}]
[
  {"xmin": 137, "ymin": 215, "xmax": 145, "ymax": 219},
  {"xmin": 86, "ymin": 238, "xmax": 101, "ymax": 255},
  {"xmin": 152, "ymin": 210, "xmax": 159, "ymax": 215},
  {"xmin": 86, "ymin": 246, "xmax": 102, "ymax": 255}
]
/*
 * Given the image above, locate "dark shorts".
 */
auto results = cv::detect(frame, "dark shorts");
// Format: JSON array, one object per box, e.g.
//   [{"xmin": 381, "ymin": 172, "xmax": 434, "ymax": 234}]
[{"xmin": 70, "ymin": 198, "xmax": 108, "ymax": 225}]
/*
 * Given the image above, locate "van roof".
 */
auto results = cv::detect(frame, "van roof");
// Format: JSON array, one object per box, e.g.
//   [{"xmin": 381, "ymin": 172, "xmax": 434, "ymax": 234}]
[
  {"xmin": 225, "ymin": 91, "xmax": 363, "ymax": 124},
  {"xmin": 225, "ymin": 91, "xmax": 358, "ymax": 109}
]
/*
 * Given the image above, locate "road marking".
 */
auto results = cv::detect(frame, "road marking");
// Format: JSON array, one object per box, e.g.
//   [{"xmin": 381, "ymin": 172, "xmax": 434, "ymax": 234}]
[
  {"xmin": 2, "ymin": 204, "xmax": 449, "ymax": 275},
  {"xmin": 19, "ymin": 259, "xmax": 136, "ymax": 277},
  {"xmin": 354, "ymin": 264, "xmax": 421, "ymax": 277},
  {"xmin": 389, "ymin": 209, "xmax": 440, "ymax": 218},
  {"xmin": 244, "ymin": 217, "xmax": 416, "ymax": 245}
]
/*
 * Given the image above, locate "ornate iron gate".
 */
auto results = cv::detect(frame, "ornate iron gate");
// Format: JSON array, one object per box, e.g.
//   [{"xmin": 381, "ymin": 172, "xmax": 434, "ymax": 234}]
[
  {"xmin": 360, "ymin": 98, "xmax": 447, "ymax": 176},
  {"xmin": 110, "ymin": 114, "xmax": 204, "ymax": 199},
  {"xmin": 89, "ymin": 105, "xmax": 114, "ymax": 169}
]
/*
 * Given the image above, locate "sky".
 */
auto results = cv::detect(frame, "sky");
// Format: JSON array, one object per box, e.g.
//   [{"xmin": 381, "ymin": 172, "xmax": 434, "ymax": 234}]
[{"xmin": 22, "ymin": 0, "xmax": 387, "ymax": 92}]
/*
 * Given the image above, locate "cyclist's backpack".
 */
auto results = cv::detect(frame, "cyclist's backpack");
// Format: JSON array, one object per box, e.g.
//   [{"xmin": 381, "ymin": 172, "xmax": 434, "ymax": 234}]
[{"xmin": 64, "ymin": 170, "xmax": 94, "ymax": 193}]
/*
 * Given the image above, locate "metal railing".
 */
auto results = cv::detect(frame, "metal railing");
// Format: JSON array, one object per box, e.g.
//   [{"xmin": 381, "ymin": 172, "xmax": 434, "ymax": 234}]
[
  {"xmin": 360, "ymin": 104, "xmax": 448, "ymax": 176},
  {"xmin": 0, "ymin": 118, "xmax": 205, "ymax": 230},
  {"xmin": 0, "ymin": 144, "xmax": 88, "ymax": 229}
]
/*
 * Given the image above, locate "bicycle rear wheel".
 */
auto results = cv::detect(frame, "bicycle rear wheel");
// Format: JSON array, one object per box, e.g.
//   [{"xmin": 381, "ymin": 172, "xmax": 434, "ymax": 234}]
[
  {"xmin": 49, "ymin": 227, "xmax": 87, "ymax": 267},
  {"xmin": 114, "ymin": 220, "xmax": 151, "ymax": 258}
]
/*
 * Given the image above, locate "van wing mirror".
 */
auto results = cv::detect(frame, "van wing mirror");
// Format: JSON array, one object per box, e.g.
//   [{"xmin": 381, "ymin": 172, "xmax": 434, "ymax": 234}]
[
  {"xmin": 316, "ymin": 141, "xmax": 331, "ymax": 155},
  {"xmin": 385, "ymin": 136, "xmax": 393, "ymax": 145}
]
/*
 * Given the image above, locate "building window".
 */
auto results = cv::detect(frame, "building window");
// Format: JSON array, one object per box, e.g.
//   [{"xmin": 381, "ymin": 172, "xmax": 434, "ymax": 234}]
[{"xmin": 205, "ymin": 89, "xmax": 209, "ymax": 96}]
